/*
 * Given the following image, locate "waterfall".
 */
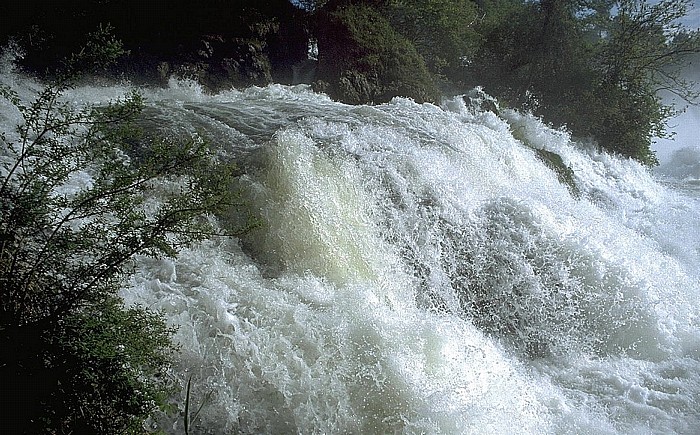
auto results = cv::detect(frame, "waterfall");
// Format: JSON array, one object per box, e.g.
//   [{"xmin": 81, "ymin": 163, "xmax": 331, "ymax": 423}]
[{"xmin": 4, "ymin": 67, "xmax": 700, "ymax": 433}]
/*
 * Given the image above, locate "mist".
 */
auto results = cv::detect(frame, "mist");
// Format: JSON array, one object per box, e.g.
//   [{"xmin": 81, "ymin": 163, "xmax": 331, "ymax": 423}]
[{"xmin": 653, "ymin": 50, "xmax": 700, "ymax": 167}]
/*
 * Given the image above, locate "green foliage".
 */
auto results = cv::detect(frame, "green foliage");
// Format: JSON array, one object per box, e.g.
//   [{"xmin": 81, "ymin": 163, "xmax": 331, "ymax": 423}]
[
  {"xmin": 385, "ymin": 0, "xmax": 483, "ymax": 78},
  {"xmin": 469, "ymin": 0, "xmax": 604, "ymax": 112},
  {"xmin": 316, "ymin": 3, "xmax": 440, "ymax": 104},
  {"xmin": 0, "ymin": 35, "xmax": 246, "ymax": 433},
  {"xmin": 591, "ymin": 0, "xmax": 700, "ymax": 164},
  {"xmin": 468, "ymin": 0, "xmax": 700, "ymax": 165},
  {"xmin": 600, "ymin": 0, "xmax": 700, "ymax": 97},
  {"xmin": 34, "ymin": 296, "xmax": 177, "ymax": 433},
  {"xmin": 6, "ymin": 0, "xmax": 697, "ymax": 165}
]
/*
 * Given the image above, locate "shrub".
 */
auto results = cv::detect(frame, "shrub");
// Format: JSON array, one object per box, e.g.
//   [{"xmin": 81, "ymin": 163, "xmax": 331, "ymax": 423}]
[
  {"xmin": 467, "ymin": 0, "xmax": 700, "ymax": 165},
  {"xmin": 315, "ymin": 3, "xmax": 440, "ymax": 104},
  {"xmin": 0, "ymin": 30, "xmax": 243, "ymax": 433},
  {"xmin": 385, "ymin": 0, "xmax": 483, "ymax": 80}
]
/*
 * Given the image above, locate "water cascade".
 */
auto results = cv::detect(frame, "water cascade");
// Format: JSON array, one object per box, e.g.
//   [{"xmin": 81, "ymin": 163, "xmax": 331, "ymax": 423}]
[{"xmin": 4, "ymin": 70, "xmax": 700, "ymax": 433}]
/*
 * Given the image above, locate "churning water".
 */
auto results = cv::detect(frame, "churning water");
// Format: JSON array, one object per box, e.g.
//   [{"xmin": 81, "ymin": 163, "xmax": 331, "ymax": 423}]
[{"xmin": 3, "ymin": 68, "xmax": 700, "ymax": 434}]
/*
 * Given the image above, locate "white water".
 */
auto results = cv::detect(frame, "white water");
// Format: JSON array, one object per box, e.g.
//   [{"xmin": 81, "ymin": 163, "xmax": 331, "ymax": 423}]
[{"xmin": 3, "ymin": 68, "xmax": 700, "ymax": 433}]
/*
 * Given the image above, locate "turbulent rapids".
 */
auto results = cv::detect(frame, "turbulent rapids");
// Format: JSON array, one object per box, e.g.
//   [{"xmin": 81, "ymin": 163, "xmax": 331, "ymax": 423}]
[{"xmin": 5, "ymin": 72, "xmax": 700, "ymax": 433}]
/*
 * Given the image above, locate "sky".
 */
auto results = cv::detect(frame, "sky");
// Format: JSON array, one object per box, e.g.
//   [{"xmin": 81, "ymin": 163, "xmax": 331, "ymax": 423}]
[
  {"xmin": 651, "ymin": 1, "xmax": 700, "ymax": 163},
  {"xmin": 681, "ymin": 0, "xmax": 700, "ymax": 29}
]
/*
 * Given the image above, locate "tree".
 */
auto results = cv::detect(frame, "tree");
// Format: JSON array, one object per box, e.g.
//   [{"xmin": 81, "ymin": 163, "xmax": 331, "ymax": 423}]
[
  {"xmin": 384, "ymin": 0, "xmax": 483, "ymax": 80},
  {"xmin": 600, "ymin": 0, "xmax": 699, "ymax": 100},
  {"xmin": 0, "ymin": 29, "xmax": 247, "ymax": 433},
  {"xmin": 315, "ymin": 2, "xmax": 440, "ymax": 103},
  {"xmin": 590, "ymin": 0, "xmax": 700, "ymax": 163},
  {"xmin": 468, "ymin": 0, "xmax": 700, "ymax": 165}
]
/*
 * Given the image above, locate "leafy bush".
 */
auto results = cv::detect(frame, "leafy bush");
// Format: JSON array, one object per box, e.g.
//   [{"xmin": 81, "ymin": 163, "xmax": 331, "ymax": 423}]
[
  {"xmin": 385, "ymin": 0, "xmax": 483, "ymax": 80},
  {"xmin": 315, "ymin": 3, "xmax": 439, "ymax": 104},
  {"xmin": 467, "ymin": 0, "xmax": 700, "ymax": 165},
  {"xmin": 0, "ymin": 30, "xmax": 243, "ymax": 433}
]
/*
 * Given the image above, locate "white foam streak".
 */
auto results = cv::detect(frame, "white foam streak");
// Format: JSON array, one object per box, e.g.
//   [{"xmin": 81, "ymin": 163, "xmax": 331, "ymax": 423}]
[
  {"xmin": 120, "ymin": 86, "xmax": 698, "ymax": 434},
  {"xmin": 3, "ymin": 68, "xmax": 700, "ymax": 433},
  {"xmin": 123, "ymin": 240, "xmax": 552, "ymax": 434}
]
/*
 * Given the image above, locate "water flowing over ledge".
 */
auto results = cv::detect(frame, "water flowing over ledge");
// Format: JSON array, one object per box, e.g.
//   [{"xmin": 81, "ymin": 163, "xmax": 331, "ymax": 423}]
[{"xmin": 4, "ymin": 71, "xmax": 700, "ymax": 433}]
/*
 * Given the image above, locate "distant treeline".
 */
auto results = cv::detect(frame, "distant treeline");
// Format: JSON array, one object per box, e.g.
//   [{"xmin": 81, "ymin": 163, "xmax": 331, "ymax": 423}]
[{"xmin": 3, "ymin": 0, "xmax": 699, "ymax": 164}]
